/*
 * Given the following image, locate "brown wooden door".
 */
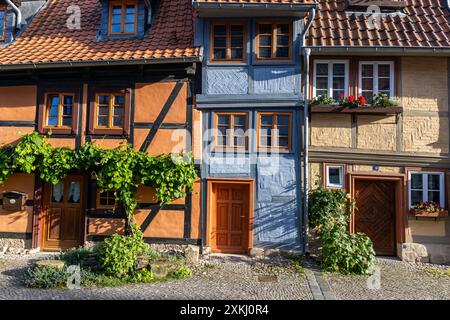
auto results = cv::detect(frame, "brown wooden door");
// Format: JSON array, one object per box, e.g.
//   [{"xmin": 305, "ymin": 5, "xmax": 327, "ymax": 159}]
[
  {"xmin": 42, "ymin": 175, "xmax": 84, "ymax": 251},
  {"xmin": 211, "ymin": 184, "xmax": 249, "ymax": 254},
  {"xmin": 354, "ymin": 180, "xmax": 396, "ymax": 256}
]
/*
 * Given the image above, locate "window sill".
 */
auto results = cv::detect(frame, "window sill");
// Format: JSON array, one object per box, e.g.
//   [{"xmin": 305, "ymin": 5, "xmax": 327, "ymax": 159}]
[
  {"xmin": 310, "ymin": 104, "xmax": 403, "ymax": 115},
  {"xmin": 89, "ymin": 128, "xmax": 128, "ymax": 136},
  {"xmin": 41, "ymin": 127, "xmax": 76, "ymax": 135},
  {"xmin": 409, "ymin": 209, "xmax": 449, "ymax": 219}
]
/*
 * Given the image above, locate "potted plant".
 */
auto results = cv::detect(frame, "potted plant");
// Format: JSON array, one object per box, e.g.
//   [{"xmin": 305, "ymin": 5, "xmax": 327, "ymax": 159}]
[
  {"xmin": 370, "ymin": 93, "xmax": 399, "ymax": 107},
  {"xmin": 311, "ymin": 95, "xmax": 335, "ymax": 105},
  {"xmin": 339, "ymin": 95, "xmax": 366, "ymax": 108},
  {"xmin": 410, "ymin": 201, "xmax": 449, "ymax": 218}
]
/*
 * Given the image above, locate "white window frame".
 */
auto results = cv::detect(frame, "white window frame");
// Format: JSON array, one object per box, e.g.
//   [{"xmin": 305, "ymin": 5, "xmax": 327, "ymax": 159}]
[
  {"xmin": 408, "ymin": 171, "xmax": 445, "ymax": 209},
  {"xmin": 326, "ymin": 164, "xmax": 345, "ymax": 189},
  {"xmin": 358, "ymin": 61, "xmax": 395, "ymax": 98},
  {"xmin": 313, "ymin": 60, "xmax": 349, "ymax": 99}
]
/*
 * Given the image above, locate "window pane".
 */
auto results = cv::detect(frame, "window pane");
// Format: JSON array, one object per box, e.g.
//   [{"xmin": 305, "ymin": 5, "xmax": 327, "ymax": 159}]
[
  {"xmin": 259, "ymin": 35, "xmax": 272, "ymax": 46},
  {"xmin": 362, "ymin": 64, "xmax": 374, "ymax": 77},
  {"xmin": 63, "ymin": 105, "xmax": 72, "ymax": 116},
  {"xmin": 259, "ymin": 47, "xmax": 272, "ymax": 59},
  {"xmin": 278, "ymin": 126, "xmax": 289, "ymax": 136},
  {"xmin": 260, "ymin": 115, "xmax": 273, "ymax": 126},
  {"xmin": 112, "ymin": 14, "xmax": 122, "ymax": 24},
  {"xmin": 112, "ymin": 25, "xmax": 122, "ymax": 33},
  {"xmin": 333, "ymin": 77, "xmax": 345, "ymax": 90},
  {"xmin": 428, "ymin": 191, "xmax": 441, "ymax": 204},
  {"xmin": 276, "ymin": 24, "xmax": 289, "ymax": 34},
  {"xmin": 124, "ymin": 23, "xmax": 135, "ymax": 33},
  {"xmin": 68, "ymin": 182, "xmax": 81, "ymax": 203},
  {"xmin": 378, "ymin": 64, "xmax": 390, "ymax": 77},
  {"xmin": 411, "ymin": 190, "xmax": 423, "ymax": 206},
  {"xmin": 114, "ymin": 107, "xmax": 124, "ymax": 116},
  {"xmin": 362, "ymin": 78, "xmax": 373, "ymax": 90},
  {"xmin": 51, "ymin": 182, "xmax": 64, "ymax": 203},
  {"xmin": 48, "ymin": 105, "xmax": 59, "ymax": 117},
  {"xmin": 411, "ymin": 174, "xmax": 423, "ymax": 189},
  {"xmin": 231, "ymin": 25, "xmax": 243, "ymax": 36},
  {"xmin": 98, "ymin": 106, "xmax": 109, "ymax": 116},
  {"xmin": 98, "ymin": 95, "xmax": 109, "ymax": 105},
  {"xmin": 328, "ymin": 167, "xmax": 342, "ymax": 186},
  {"xmin": 277, "ymin": 115, "xmax": 290, "ymax": 126},
  {"xmin": 332, "ymin": 90, "xmax": 345, "ymax": 100},
  {"xmin": 213, "ymin": 25, "xmax": 226, "ymax": 36},
  {"xmin": 214, "ymin": 37, "xmax": 226, "ymax": 48},
  {"xmin": 97, "ymin": 116, "xmax": 109, "ymax": 127},
  {"xmin": 378, "ymin": 78, "xmax": 390, "ymax": 92},
  {"xmin": 259, "ymin": 24, "xmax": 272, "ymax": 34},
  {"xmin": 230, "ymin": 48, "xmax": 243, "ymax": 60},
  {"xmin": 361, "ymin": 91, "xmax": 373, "ymax": 101},
  {"xmin": 113, "ymin": 116, "xmax": 123, "ymax": 127},
  {"xmin": 234, "ymin": 115, "xmax": 246, "ymax": 127},
  {"xmin": 428, "ymin": 174, "xmax": 441, "ymax": 190},
  {"xmin": 275, "ymin": 47, "xmax": 289, "ymax": 58},
  {"xmin": 125, "ymin": 13, "xmax": 135, "ymax": 24},
  {"xmin": 114, "ymin": 95, "xmax": 125, "ymax": 106},
  {"xmin": 316, "ymin": 63, "xmax": 328, "ymax": 76},
  {"xmin": 230, "ymin": 36, "xmax": 243, "ymax": 48},
  {"xmin": 62, "ymin": 117, "xmax": 72, "ymax": 127},
  {"xmin": 277, "ymin": 35, "xmax": 289, "ymax": 46},
  {"xmin": 278, "ymin": 137, "xmax": 289, "ymax": 148},
  {"xmin": 112, "ymin": 6, "xmax": 122, "ymax": 14},
  {"xmin": 47, "ymin": 116, "xmax": 58, "ymax": 127},
  {"xmin": 213, "ymin": 49, "xmax": 226, "ymax": 60},
  {"xmin": 63, "ymin": 95, "xmax": 73, "ymax": 106},
  {"xmin": 218, "ymin": 115, "xmax": 230, "ymax": 126},
  {"xmin": 316, "ymin": 77, "xmax": 328, "ymax": 90},
  {"xmin": 333, "ymin": 63, "xmax": 345, "ymax": 76}
]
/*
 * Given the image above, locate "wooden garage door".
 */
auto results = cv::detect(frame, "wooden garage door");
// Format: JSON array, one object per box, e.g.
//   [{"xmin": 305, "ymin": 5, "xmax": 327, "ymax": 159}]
[
  {"xmin": 354, "ymin": 180, "xmax": 396, "ymax": 256},
  {"xmin": 211, "ymin": 184, "xmax": 249, "ymax": 254}
]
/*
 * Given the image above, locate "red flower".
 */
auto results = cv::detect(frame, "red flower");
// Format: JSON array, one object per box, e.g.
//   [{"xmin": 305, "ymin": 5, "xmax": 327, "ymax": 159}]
[
  {"xmin": 347, "ymin": 95, "xmax": 356, "ymax": 102},
  {"xmin": 358, "ymin": 96, "xmax": 367, "ymax": 106},
  {"xmin": 338, "ymin": 92, "xmax": 345, "ymax": 99}
]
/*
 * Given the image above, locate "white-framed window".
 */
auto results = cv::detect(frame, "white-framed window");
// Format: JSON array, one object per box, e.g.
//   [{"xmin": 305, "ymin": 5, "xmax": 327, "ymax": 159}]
[
  {"xmin": 358, "ymin": 61, "xmax": 395, "ymax": 101},
  {"xmin": 408, "ymin": 171, "xmax": 445, "ymax": 209},
  {"xmin": 313, "ymin": 60, "xmax": 349, "ymax": 100},
  {"xmin": 326, "ymin": 164, "xmax": 345, "ymax": 189}
]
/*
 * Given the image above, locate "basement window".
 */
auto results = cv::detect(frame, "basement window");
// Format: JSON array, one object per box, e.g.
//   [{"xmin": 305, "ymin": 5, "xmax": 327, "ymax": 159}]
[
  {"xmin": 325, "ymin": 165, "xmax": 345, "ymax": 189},
  {"xmin": 408, "ymin": 172, "xmax": 445, "ymax": 209}
]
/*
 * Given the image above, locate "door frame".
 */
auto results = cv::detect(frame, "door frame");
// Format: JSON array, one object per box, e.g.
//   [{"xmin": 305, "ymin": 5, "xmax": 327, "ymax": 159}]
[
  {"xmin": 37, "ymin": 174, "xmax": 87, "ymax": 251},
  {"xmin": 206, "ymin": 178, "xmax": 255, "ymax": 254},
  {"xmin": 348, "ymin": 172, "xmax": 407, "ymax": 256}
]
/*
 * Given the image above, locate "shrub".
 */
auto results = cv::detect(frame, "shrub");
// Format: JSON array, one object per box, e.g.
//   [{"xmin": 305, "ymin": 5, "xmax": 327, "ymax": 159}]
[
  {"xmin": 311, "ymin": 95, "xmax": 335, "ymax": 105},
  {"xmin": 23, "ymin": 266, "xmax": 68, "ymax": 289},
  {"xmin": 308, "ymin": 183, "xmax": 376, "ymax": 275},
  {"xmin": 95, "ymin": 225, "xmax": 149, "ymax": 277},
  {"xmin": 169, "ymin": 265, "xmax": 192, "ymax": 279},
  {"xmin": 59, "ymin": 247, "xmax": 92, "ymax": 266},
  {"xmin": 128, "ymin": 268, "xmax": 154, "ymax": 283}
]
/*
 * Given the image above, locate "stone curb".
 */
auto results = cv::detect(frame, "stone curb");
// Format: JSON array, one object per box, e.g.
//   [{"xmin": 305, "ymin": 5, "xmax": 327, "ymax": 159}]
[{"xmin": 304, "ymin": 259, "xmax": 337, "ymax": 301}]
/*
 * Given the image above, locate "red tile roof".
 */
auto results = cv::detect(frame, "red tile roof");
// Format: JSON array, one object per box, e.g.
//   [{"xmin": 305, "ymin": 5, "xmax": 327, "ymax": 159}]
[
  {"xmin": 306, "ymin": 0, "xmax": 450, "ymax": 48},
  {"xmin": 0, "ymin": 0, "xmax": 199, "ymax": 66}
]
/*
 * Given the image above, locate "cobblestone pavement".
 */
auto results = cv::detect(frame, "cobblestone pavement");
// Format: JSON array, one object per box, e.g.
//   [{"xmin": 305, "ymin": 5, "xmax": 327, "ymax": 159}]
[
  {"xmin": 323, "ymin": 257, "xmax": 450, "ymax": 300},
  {"xmin": 0, "ymin": 253, "xmax": 312, "ymax": 300}
]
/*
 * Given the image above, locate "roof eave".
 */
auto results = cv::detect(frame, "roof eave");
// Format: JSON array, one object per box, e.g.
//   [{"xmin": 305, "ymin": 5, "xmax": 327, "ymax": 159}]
[
  {"xmin": 306, "ymin": 46, "xmax": 450, "ymax": 56},
  {"xmin": 192, "ymin": 2, "xmax": 318, "ymax": 10},
  {"xmin": 0, "ymin": 56, "xmax": 202, "ymax": 71}
]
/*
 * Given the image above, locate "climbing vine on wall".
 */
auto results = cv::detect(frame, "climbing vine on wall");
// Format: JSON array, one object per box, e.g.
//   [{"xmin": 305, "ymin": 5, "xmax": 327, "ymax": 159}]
[{"xmin": 0, "ymin": 132, "xmax": 198, "ymax": 233}]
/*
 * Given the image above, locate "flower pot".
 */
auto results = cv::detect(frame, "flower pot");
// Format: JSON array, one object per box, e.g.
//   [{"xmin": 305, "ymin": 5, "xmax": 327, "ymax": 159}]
[{"xmin": 410, "ymin": 209, "xmax": 449, "ymax": 218}]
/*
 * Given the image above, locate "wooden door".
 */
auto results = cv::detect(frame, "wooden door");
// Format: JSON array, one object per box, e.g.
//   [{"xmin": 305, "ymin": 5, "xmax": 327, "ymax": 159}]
[
  {"xmin": 42, "ymin": 175, "xmax": 84, "ymax": 251},
  {"xmin": 354, "ymin": 180, "xmax": 396, "ymax": 256},
  {"xmin": 211, "ymin": 184, "xmax": 249, "ymax": 254}
]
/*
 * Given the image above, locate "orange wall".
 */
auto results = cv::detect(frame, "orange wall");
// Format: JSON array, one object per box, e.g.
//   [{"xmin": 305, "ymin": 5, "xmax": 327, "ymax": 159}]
[
  {"xmin": 0, "ymin": 86, "xmax": 37, "ymax": 121},
  {"xmin": 0, "ymin": 173, "xmax": 35, "ymax": 233}
]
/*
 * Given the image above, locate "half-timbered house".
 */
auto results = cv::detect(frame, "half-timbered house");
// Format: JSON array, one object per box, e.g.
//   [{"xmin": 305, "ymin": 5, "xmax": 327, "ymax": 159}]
[{"xmin": 0, "ymin": 0, "xmax": 202, "ymax": 251}]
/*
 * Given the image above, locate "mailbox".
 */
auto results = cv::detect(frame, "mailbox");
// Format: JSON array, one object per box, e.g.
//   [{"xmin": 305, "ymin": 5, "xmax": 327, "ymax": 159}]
[{"xmin": 2, "ymin": 191, "xmax": 28, "ymax": 211}]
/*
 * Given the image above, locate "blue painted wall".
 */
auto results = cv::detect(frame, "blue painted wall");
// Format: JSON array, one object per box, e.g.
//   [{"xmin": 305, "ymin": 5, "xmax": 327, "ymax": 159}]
[
  {"xmin": 1, "ymin": 5, "xmax": 14, "ymax": 45},
  {"xmin": 202, "ymin": 109, "xmax": 303, "ymax": 250},
  {"xmin": 199, "ymin": 17, "xmax": 304, "ymax": 97}
]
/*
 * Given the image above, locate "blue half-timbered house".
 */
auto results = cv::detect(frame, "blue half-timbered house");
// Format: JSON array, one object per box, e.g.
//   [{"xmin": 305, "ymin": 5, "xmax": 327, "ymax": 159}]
[{"xmin": 193, "ymin": 0, "xmax": 317, "ymax": 254}]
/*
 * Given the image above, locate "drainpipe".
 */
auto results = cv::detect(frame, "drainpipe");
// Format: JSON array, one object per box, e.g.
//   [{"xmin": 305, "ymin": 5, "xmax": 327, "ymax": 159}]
[
  {"xmin": 5, "ymin": 0, "xmax": 24, "ymax": 37},
  {"xmin": 301, "ymin": 7, "xmax": 316, "ymax": 254}
]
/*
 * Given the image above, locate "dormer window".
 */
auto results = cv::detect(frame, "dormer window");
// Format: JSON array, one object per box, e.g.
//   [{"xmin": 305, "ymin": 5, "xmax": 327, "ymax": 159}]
[
  {"xmin": 0, "ymin": 5, "xmax": 6, "ymax": 41},
  {"xmin": 109, "ymin": 0, "xmax": 138, "ymax": 35}
]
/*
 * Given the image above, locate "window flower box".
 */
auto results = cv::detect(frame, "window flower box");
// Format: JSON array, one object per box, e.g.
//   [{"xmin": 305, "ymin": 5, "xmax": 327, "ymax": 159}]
[{"xmin": 410, "ymin": 209, "xmax": 449, "ymax": 218}]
